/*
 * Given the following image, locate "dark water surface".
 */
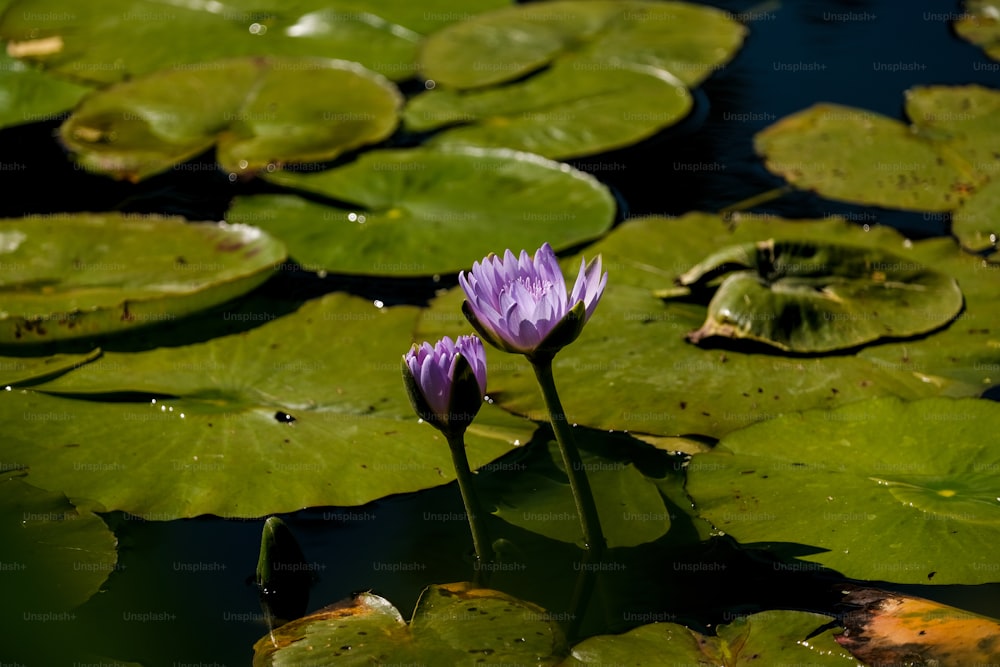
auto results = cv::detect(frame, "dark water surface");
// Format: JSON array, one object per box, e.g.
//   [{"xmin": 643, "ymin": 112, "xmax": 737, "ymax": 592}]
[{"xmin": 3, "ymin": 1, "xmax": 998, "ymax": 664}]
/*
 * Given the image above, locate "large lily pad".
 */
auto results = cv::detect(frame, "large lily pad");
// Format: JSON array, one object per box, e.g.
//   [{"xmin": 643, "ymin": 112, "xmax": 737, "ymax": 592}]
[
  {"xmin": 253, "ymin": 583, "xmax": 566, "ymax": 666},
  {"xmin": 0, "ymin": 476, "xmax": 117, "ymax": 612},
  {"xmin": 0, "ymin": 50, "xmax": 90, "ymax": 129},
  {"xmin": 0, "ymin": 0, "xmax": 510, "ymax": 84},
  {"xmin": 952, "ymin": 176, "xmax": 1000, "ymax": 258},
  {"xmin": 954, "ymin": 1, "xmax": 1000, "ymax": 62},
  {"xmin": 674, "ymin": 239, "xmax": 963, "ymax": 352},
  {"xmin": 562, "ymin": 610, "xmax": 859, "ymax": 665},
  {"xmin": 0, "ymin": 349, "xmax": 100, "ymax": 385},
  {"xmin": 417, "ymin": 0, "xmax": 745, "ymax": 89},
  {"xmin": 0, "ymin": 213, "xmax": 285, "ymax": 344},
  {"xmin": 14, "ymin": 293, "xmax": 533, "ymax": 518},
  {"xmin": 418, "ymin": 213, "xmax": 990, "ymax": 439},
  {"xmin": 60, "ymin": 56, "xmax": 401, "ymax": 181},
  {"xmin": 404, "ymin": 0, "xmax": 744, "ymax": 158},
  {"xmin": 685, "ymin": 396, "xmax": 1000, "ymax": 584},
  {"xmin": 755, "ymin": 86, "xmax": 1000, "ymax": 212},
  {"xmin": 228, "ymin": 146, "xmax": 615, "ymax": 276}
]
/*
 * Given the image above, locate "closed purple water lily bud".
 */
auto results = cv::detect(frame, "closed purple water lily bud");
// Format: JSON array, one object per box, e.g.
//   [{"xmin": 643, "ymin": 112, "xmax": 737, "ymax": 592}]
[
  {"xmin": 458, "ymin": 242, "xmax": 607, "ymax": 359},
  {"xmin": 402, "ymin": 335, "xmax": 487, "ymax": 437}
]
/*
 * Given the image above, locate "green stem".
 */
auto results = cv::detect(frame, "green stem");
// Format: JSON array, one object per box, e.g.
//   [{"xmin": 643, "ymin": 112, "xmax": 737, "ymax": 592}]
[
  {"xmin": 529, "ymin": 357, "xmax": 606, "ymax": 556},
  {"xmin": 446, "ymin": 433, "xmax": 495, "ymax": 583}
]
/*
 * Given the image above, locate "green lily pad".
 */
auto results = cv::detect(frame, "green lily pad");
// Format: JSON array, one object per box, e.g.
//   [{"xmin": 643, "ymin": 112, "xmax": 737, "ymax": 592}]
[
  {"xmin": 673, "ymin": 239, "xmax": 963, "ymax": 352},
  {"xmin": 685, "ymin": 396, "xmax": 1000, "ymax": 584},
  {"xmin": 0, "ymin": 51, "xmax": 90, "ymax": 129},
  {"xmin": 0, "ymin": 476, "xmax": 117, "ymax": 612},
  {"xmin": 60, "ymin": 56, "xmax": 401, "ymax": 181},
  {"xmin": 0, "ymin": 349, "xmax": 100, "ymax": 385},
  {"xmin": 955, "ymin": 1, "xmax": 1000, "ymax": 61},
  {"xmin": 0, "ymin": 0, "xmax": 510, "ymax": 84},
  {"xmin": 405, "ymin": 62, "xmax": 693, "ymax": 160},
  {"xmin": 756, "ymin": 86, "xmax": 1000, "ymax": 212},
  {"xmin": 253, "ymin": 582, "xmax": 566, "ymax": 666},
  {"xmin": 418, "ymin": 213, "xmax": 989, "ymax": 439},
  {"xmin": 417, "ymin": 0, "xmax": 745, "ymax": 89},
  {"xmin": 561, "ymin": 610, "xmax": 859, "ymax": 665},
  {"xmin": 14, "ymin": 293, "xmax": 533, "ymax": 519},
  {"xmin": 228, "ymin": 146, "xmax": 615, "ymax": 276},
  {"xmin": 405, "ymin": 0, "xmax": 743, "ymax": 158},
  {"xmin": 952, "ymin": 177, "xmax": 1000, "ymax": 258},
  {"xmin": 0, "ymin": 213, "xmax": 285, "ymax": 344},
  {"xmin": 486, "ymin": 441, "xmax": 670, "ymax": 549}
]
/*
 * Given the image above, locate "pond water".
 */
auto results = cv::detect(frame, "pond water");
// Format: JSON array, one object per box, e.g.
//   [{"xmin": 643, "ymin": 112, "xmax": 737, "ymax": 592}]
[{"xmin": 3, "ymin": 0, "xmax": 999, "ymax": 664}]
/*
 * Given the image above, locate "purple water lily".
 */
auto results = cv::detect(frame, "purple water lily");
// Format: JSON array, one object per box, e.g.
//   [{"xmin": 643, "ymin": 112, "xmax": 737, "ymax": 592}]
[
  {"xmin": 458, "ymin": 242, "xmax": 607, "ymax": 358},
  {"xmin": 402, "ymin": 335, "xmax": 486, "ymax": 436}
]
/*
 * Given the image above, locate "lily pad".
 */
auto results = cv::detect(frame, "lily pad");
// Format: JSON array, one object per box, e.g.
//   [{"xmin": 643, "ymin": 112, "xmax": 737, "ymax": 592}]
[
  {"xmin": 417, "ymin": 0, "xmax": 745, "ymax": 89},
  {"xmin": 14, "ymin": 293, "xmax": 533, "ymax": 519},
  {"xmin": 953, "ymin": 177, "xmax": 1000, "ymax": 258},
  {"xmin": 0, "ymin": 50, "xmax": 90, "ymax": 129},
  {"xmin": 685, "ymin": 396, "xmax": 1000, "ymax": 584},
  {"xmin": 0, "ymin": 348, "xmax": 100, "ymax": 385},
  {"xmin": 60, "ymin": 56, "xmax": 401, "ymax": 181},
  {"xmin": 674, "ymin": 239, "xmax": 963, "ymax": 352},
  {"xmin": 0, "ymin": 213, "xmax": 285, "ymax": 344},
  {"xmin": 755, "ymin": 86, "xmax": 1000, "ymax": 212},
  {"xmin": 418, "ymin": 213, "xmax": 988, "ymax": 439},
  {"xmin": 405, "ymin": 62, "xmax": 693, "ymax": 160},
  {"xmin": 0, "ymin": 476, "xmax": 117, "ymax": 612},
  {"xmin": 228, "ymin": 146, "xmax": 615, "ymax": 276},
  {"xmin": 486, "ymin": 441, "xmax": 670, "ymax": 549},
  {"xmin": 253, "ymin": 582, "xmax": 566, "ymax": 666},
  {"xmin": 0, "ymin": 0, "xmax": 511, "ymax": 84},
  {"xmin": 954, "ymin": 1, "xmax": 1000, "ymax": 62},
  {"xmin": 837, "ymin": 587, "xmax": 1000, "ymax": 665},
  {"xmin": 405, "ymin": 0, "xmax": 744, "ymax": 158},
  {"xmin": 561, "ymin": 610, "xmax": 859, "ymax": 666}
]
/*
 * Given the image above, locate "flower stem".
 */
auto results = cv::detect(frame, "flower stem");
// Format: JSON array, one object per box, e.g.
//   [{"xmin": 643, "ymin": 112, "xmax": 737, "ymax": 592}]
[
  {"xmin": 529, "ymin": 357, "xmax": 606, "ymax": 556},
  {"xmin": 446, "ymin": 433, "xmax": 495, "ymax": 582}
]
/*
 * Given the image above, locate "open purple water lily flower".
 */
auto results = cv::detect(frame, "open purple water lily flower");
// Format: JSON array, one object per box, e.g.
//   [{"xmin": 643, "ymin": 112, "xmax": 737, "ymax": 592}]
[
  {"xmin": 459, "ymin": 242, "xmax": 607, "ymax": 359},
  {"xmin": 402, "ymin": 335, "xmax": 487, "ymax": 437}
]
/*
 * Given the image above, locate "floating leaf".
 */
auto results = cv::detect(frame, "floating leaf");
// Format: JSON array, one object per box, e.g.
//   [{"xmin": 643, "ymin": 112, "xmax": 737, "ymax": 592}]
[
  {"xmin": 0, "ymin": 349, "xmax": 100, "ymax": 385},
  {"xmin": 405, "ymin": 0, "xmax": 744, "ymax": 158},
  {"xmin": 253, "ymin": 583, "xmax": 566, "ymax": 666},
  {"xmin": 0, "ymin": 213, "xmax": 285, "ymax": 344},
  {"xmin": 0, "ymin": 476, "xmax": 117, "ymax": 612},
  {"xmin": 836, "ymin": 587, "xmax": 1000, "ymax": 665},
  {"xmin": 418, "ymin": 213, "xmax": 987, "ymax": 439},
  {"xmin": 756, "ymin": 86, "xmax": 1000, "ymax": 212},
  {"xmin": 953, "ymin": 177, "xmax": 1000, "ymax": 258},
  {"xmin": 0, "ymin": 51, "xmax": 90, "ymax": 130},
  {"xmin": 0, "ymin": 0, "xmax": 511, "ymax": 84},
  {"xmin": 229, "ymin": 146, "xmax": 615, "ymax": 276},
  {"xmin": 686, "ymin": 396, "xmax": 1000, "ymax": 584},
  {"xmin": 406, "ymin": 62, "xmax": 692, "ymax": 159},
  {"xmin": 674, "ymin": 239, "xmax": 963, "ymax": 352},
  {"xmin": 60, "ymin": 56, "xmax": 401, "ymax": 181},
  {"xmin": 954, "ymin": 1, "xmax": 1000, "ymax": 62},
  {"xmin": 561, "ymin": 610, "xmax": 859, "ymax": 665},
  {"xmin": 15, "ymin": 293, "xmax": 533, "ymax": 518},
  {"xmin": 486, "ymin": 441, "xmax": 670, "ymax": 548}
]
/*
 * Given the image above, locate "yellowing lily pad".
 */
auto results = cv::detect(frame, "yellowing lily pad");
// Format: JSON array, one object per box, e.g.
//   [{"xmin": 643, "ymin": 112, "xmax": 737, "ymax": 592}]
[
  {"xmin": 954, "ymin": 1, "xmax": 1000, "ymax": 61},
  {"xmin": 0, "ymin": 213, "xmax": 285, "ymax": 344},
  {"xmin": 60, "ymin": 56, "xmax": 401, "ymax": 181},
  {"xmin": 253, "ymin": 583, "xmax": 566, "ymax": 666},
  {"xmin": 561, "ymin": 610, "xmax": 860, "ymax": 666},
  {"xmin": 673, "ymin": 239, "xmax": 963, "ymax": 352},
  {"xmin": 14, "ymin": 293, "xmax": 534, "ymax": 519},
  {"xmin": 685, "ymin": 396, "xmax": 1000, "ymax": 584},
  {"xmin": 229, "ymin": 146, "xmax": 615, "ymax": 276}
]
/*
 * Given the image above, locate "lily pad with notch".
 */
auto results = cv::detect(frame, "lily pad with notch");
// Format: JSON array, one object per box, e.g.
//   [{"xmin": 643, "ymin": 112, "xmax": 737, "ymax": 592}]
[{"xmin": 669, "ymin": 239, "xmax": 964, "ymax": 353}]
